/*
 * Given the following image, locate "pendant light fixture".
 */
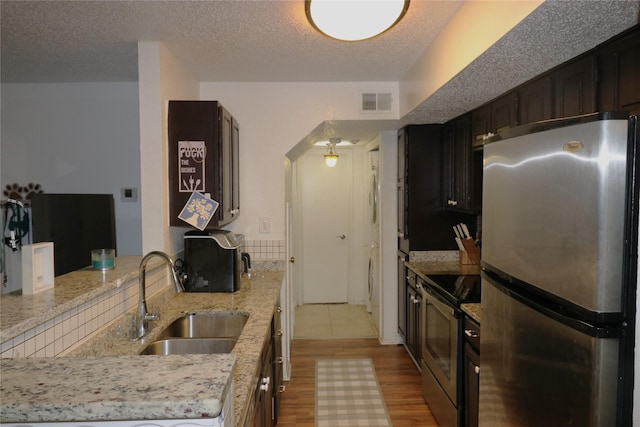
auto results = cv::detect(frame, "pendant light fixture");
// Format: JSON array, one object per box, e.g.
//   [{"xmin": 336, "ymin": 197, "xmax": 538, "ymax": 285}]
[
  {"xmin": 324, "ymin": 138, "xmax": 340, "ymax": 168},
  {"xmin": 306, "ymin": 0, "xmax": 410, "ymax": 42}
]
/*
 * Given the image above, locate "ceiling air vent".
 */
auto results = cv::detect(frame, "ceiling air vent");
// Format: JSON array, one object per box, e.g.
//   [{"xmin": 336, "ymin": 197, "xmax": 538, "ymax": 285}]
[{"xmin": 361, "ymin": 92, "xmax": 392, "ymax": 112}]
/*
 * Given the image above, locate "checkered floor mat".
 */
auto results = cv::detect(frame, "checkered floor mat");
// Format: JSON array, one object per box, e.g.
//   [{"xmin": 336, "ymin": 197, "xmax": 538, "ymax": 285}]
[{"xmin": 316, "ymin": 358, "xmax": 392, "ymax": 427}]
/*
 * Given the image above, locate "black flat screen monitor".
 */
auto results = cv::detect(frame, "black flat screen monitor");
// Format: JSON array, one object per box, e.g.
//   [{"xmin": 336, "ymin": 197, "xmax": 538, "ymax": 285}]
[{"xmin": 30, "ymin": 193, "xmax": 117, "ymax": 276}]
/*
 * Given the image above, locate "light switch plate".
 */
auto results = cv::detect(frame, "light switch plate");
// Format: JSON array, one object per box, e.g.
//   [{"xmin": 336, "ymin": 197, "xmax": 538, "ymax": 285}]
[
  {"xmin": 121, "ymin": 187, "xmax": 138, "ymax": 202},
  {"xmin": 259, "ymin": 217, "xmax": 271, "ymax": 233}
]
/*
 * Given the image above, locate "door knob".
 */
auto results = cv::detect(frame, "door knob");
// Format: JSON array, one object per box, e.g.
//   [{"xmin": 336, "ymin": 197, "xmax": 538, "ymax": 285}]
[{"xmin": 289, "ymin": 256, "xmax": 295, "ymax": 263}]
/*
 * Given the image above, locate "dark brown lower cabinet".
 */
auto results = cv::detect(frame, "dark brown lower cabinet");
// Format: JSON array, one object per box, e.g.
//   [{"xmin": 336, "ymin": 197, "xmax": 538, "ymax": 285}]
[
  {"xmin": 398, "ymin": 252, "xmax": 408, "ymax": 341},
  {"xmin": 251, "ymin": 339, "xmax": 273, "ymax": 427},
  {"xmin": 247, "ymin": 306, "xmax": 282, "ymax": 427},
  {"xmin": 463, "ymin": 316, "xmax": 480, "ymax": 427}
]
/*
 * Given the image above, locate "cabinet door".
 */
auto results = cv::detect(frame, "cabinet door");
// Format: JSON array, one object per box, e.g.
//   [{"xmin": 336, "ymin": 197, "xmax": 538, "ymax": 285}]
[
  {"xmin": 232, "ymin": 117, "xmax": 240, "ymax": 216},
  {"xmin": 597, "ymin": 28, "xmax": 640, "ymax": 114},
  {"xmin": 444, "ymin": 114, "xmax": 477, "ymax": 213},
  {"xmin": 491, "ymin": 92, "xmax": 517, "ymax": 133},
  {"xmin": 554, "ymin": 54, "xmax": 597, "ymax": 117},
  {"xmin": 399, "ymin": 125, "xmax": 457, "ymax": 250},
  {"xmin": 168, "ymin": 101, "xmax": 222, "ymax": 227},
  {"xmin": 397, "ymin": 129, "xmax": 407, "ymax": 247},
  {"xmin": 219, "ymin": 107, "xmax": 234, "ymax": 226},
  {"xmin": 471, "ymin": 105, "xmax": 491, "ymax": 146},
  {"xmin": 407, "ymin": 283, "xmax": 421, "ymax": 364},
  {"xmin": 442, "ymin": 121, "xmax": 455, "ymax": 209},
  {"xmin": 464, "ymin": 343, "xmax": 480, "ymax": 427},
  {"xmin": 263, "ymin": 344, "xmax": 274, "ymax": 427},
  {"xmin": 397, "ymin": 253, "xmax": 408, "ymax": 340},
  {"xmin": 272, "ymin": 308, "xmax": 283, "ymax": 425},
  {"xmin": 518, "ymin": 75, "xmax": 553, "ymax": 125}
]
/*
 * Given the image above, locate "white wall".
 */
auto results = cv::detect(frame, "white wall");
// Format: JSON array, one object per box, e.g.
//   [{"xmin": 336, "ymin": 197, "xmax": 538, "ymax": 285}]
[
  {"xmin": 199, "ymin": 81, "xmax": 399, "ymax": 241},
  {"xmin": 379, "ymin": 130, "xmax": 401, "ymax": 344},
  {"xmin": 0, "ymin": 82, "xmax": 142, "ymax": 256},
  {"xmin": 138, "ymin": 41, "xmax": 200, "ymax": 255}
]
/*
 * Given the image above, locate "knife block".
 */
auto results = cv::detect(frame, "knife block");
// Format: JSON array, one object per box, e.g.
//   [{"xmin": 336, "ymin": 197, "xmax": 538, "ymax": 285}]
[{"xmin": 459, "ymin": 239, "xmax": 480, "ymax": 265}]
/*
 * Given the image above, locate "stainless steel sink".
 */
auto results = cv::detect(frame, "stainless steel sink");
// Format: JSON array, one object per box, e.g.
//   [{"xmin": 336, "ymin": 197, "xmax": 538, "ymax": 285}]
[
  {"xmin": 140, "ymin": 338, "xmax": 237, "ymax": 355},
  {"xmin": 156, "ymin": 312, "xmax": 248, "ymax": 340},
  {"xmin": 139, "ymin": 312, "xmax": 248, "ymax": 355}
]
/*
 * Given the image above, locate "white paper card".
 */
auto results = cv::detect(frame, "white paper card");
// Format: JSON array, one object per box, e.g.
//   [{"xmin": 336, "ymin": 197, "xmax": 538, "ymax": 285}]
[
  {"xmin": 178, "ymin": 192, "xmax": 219, "ymax": 230},
  {"xmin": 22, "ymin": 242, "xmax": 55, "ymax": 295}
]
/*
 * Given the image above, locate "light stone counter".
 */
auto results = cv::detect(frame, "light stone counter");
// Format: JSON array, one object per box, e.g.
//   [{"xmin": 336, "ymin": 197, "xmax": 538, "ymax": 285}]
[
  {"xmin": 461, "ymin": 303, "xmax": 481, "ymax": 323},
  {"xmin": 0, "ymin": 353, "xmax": 236, "ymax": 422},
  {"xmin": 405, "ymin": 260, "xmax": 481, "ymax": 277},
  {"xmin": 0, "ymin": 256, "xmax": 145, "ymax": 343},
  {"xmin": 0, "ymin": 261, "xmax": 284, "ymax": 427},
  {"xmin": 407, "ymin": 261, "xmax": 482, "ymax": 323}
]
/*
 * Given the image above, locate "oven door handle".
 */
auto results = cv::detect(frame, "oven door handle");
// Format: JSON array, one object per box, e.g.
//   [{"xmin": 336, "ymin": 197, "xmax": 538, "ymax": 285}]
[{"xmin": 423, "ymin": 286, "xmax": 457, "ymax": 318}]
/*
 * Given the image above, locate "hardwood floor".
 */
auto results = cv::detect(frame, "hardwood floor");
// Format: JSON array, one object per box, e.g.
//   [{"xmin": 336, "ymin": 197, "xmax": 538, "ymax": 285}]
[{"xmin": 276, "ymin": 338, "xmax": 439, "ymax": 427}]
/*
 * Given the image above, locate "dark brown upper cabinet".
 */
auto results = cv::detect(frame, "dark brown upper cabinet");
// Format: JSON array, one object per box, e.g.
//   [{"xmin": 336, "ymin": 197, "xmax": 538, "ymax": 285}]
[
  {"xmin": 398, "ymin": 124, "xmax": 458, "ymax": 252},
  {"xmin": 597, "ymin": 28, "xmax": 640, "ymax": 115},
  {"xmin": 443, "ymin": 114, "xmax": 480, "ymax": 214},
  {"xmin": 553, "ymin": 54, "xmax": 597, "ymax": 118},
  {"xmin": 471, "ymin": 93, "xmax": 517, "ymax": 144},
  {"xmin": 491, "ymin": 92, "xmax": 518, "ymax": 134},
  {"xmin": 168, "ymin": 100, "xmax": 240, "ymax": 229},
  {"xmin": 220, "ymin": 107, "xmax": 241, "ymax": 226},
  {"xmin": 517, "ymin": 75, "xmax": 554, "ymax": 125}
]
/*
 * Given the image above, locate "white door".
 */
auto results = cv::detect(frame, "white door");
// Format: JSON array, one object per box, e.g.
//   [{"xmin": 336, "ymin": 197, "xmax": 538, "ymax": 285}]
[{"xmin": 298, "ymin": 147, "xmax": 351, "ymax": 303}]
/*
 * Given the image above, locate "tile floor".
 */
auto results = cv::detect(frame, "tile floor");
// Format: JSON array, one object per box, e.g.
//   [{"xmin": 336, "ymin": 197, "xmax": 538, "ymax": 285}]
[{"xmin": 294, "ymin": 304, "xmax": 378, "ymax": 339}]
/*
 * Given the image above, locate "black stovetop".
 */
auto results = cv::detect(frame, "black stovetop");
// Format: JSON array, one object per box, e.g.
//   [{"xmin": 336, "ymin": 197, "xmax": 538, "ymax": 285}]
[{"xmin": 423, "ymin": 274, "xmax": 481, "ymax": 306}]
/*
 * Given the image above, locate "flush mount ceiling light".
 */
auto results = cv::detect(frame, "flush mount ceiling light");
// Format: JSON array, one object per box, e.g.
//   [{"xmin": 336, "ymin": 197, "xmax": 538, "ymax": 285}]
[
  {"xmin": 306, "ymin": 0, "xmax": 410, "ymax": 42},
  {"xmin": 324, "ymin": 138, "xmax": 340, "ymax": 167}
]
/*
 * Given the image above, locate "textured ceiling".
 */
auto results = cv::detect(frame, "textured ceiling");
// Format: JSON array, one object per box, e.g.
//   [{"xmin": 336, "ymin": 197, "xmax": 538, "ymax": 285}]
[
  {"xmin": 0, "ymin": 0, "xmax": 463, "ymax": 83},
  {"xmin": 1, "ymin": 0, "xmax": 639, "ymax": 145}
]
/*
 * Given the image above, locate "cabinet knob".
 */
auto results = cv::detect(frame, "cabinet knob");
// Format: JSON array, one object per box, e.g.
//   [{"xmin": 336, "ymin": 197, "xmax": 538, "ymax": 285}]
[
  {"xmin": 276, "ymin": 306, "xmax": 282, "ymax": 313},
  {"xmin": 276, "ymin": 356, "xmax": 283, "ymax": 364},
  {"xmin": 289, "ymin": 257, "xmax": 295, "ymax": 263},
  {"xmin": 474, "ymin": 366, "xmax": 480, "ymax": 374}
]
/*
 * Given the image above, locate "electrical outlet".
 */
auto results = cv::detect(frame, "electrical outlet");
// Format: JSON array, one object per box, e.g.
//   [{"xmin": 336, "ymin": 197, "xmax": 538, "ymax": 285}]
[{"xmin": 259, "ymin": 217, "xmax": 271, "ymax": 234}]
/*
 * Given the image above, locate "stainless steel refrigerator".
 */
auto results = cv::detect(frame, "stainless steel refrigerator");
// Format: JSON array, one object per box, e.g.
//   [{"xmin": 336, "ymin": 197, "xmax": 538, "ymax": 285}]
[{"xmin": 479, "ymin": 112, "xmax": 638, "ymax": 427}]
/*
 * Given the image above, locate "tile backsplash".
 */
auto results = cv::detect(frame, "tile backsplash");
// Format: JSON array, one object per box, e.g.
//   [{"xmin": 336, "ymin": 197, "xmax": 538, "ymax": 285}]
[
  {"xmin": 0, "ymin": 268, "xmax": 170, "ymax": 359},
  {"xmin": 244, "ymin": 240, "xmax": 285, "ymax": 261},
  {"xmin": 2, "ymin": 242, "xmax": 286, "ymax": 359}
]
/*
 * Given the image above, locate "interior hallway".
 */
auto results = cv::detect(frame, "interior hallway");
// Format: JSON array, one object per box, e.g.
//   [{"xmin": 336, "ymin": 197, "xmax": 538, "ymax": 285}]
[
  {"xmin": 294, "ymin": 304, "xmax": 378, "ymax": 339},
  {"xmin": 277, "ymin": 338, "xmax": 438, "ymax": 427}
]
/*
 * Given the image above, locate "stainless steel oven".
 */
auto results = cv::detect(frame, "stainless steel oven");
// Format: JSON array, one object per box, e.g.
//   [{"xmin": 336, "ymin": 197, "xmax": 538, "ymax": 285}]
[{"xmin": 420, "ymin": 283, "xmax": 460, "ymax": 427}]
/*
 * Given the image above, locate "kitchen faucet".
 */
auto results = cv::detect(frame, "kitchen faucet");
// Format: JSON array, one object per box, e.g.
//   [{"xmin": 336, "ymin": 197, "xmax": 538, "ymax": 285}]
[{"xmin": 132, "ymin": 251, "xmax": 185, "ymax": 340}]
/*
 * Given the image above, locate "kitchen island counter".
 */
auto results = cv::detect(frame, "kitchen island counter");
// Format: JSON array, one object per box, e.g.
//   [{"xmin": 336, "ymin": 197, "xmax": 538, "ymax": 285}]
[{"xmin": 0, "ymin": 265, "xmax": 284, "ymax": 427}]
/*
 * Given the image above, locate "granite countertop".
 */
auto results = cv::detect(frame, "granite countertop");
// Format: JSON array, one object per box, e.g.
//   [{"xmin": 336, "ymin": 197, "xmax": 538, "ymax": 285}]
[
  {"xmin": 0, "ymin": 354, "xmax": 236, "ymax": 421},
  {"xmin": 0, "ymin": 265, "xmax": 284, "ymax": 426},
  {"xmin": 405, "ymin": 260, "xmax": 481, "ymax": 277},
  {"xmin": 0, "ymin": 256, "xmax": 146, "ymax": 343},
  {"xmin": 461, "ymin": 303, "xmax": 481, "ymax": 323},
  {"xmin": 407, "ymin": 261, "xmax": 482, "ymax": 324}
]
